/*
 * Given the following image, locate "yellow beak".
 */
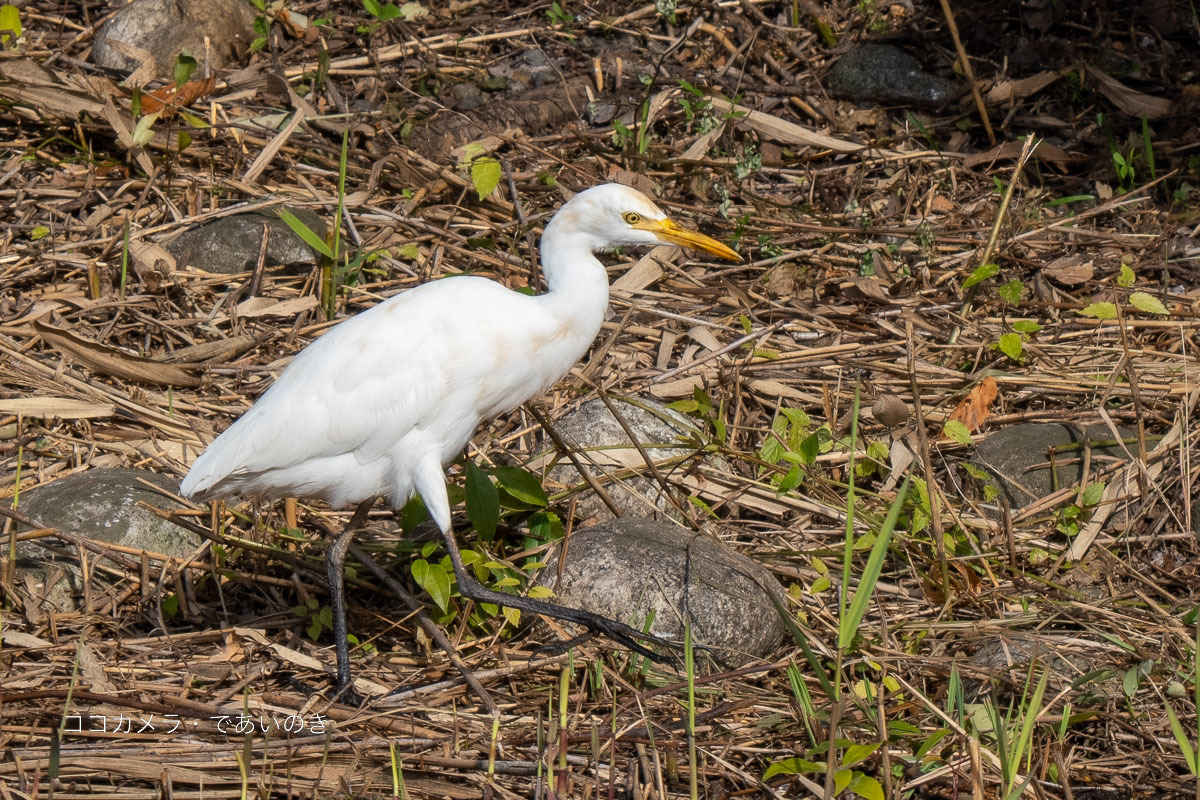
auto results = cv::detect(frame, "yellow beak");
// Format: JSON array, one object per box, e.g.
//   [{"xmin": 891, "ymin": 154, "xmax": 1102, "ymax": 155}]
[{"xmin": 636, "ymin": 218, "xmax": 742, "ymax": 262}]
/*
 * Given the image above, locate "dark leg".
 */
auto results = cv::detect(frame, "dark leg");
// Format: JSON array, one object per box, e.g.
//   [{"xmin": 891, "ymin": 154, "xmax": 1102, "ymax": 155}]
[
  {"xmin": 326, "ymin": 497, "xmax": 378, "ymax": 700},
  {"xmin": 437, "ymin": 525, "xmax": 677, "ymax": 663}
]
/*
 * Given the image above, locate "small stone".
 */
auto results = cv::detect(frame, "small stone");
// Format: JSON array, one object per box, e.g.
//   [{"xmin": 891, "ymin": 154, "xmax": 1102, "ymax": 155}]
[
  {"xmin": 165, "ymin": 207, "xmax": 326, "ymax": 275},
  {"xmin": 14, "ymin": 468, "xmax": 197, "ymax": 614},
  {"xmin": 540, "ymin": 396, "xmax": 712, "ymax": 523},
  {"xmin": 534, "ymin": 519, "xmax": 788, "ymax": 668},
  {"xmin": 92, "ymin": 0, "xmax": 255, "ymax": 77},
  {"xmin": 828, "ymin": 44, "xmax": 959, "ymax": 109}
]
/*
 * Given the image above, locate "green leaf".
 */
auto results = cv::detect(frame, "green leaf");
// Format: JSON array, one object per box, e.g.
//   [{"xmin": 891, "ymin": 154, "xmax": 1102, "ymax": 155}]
[
  {"xmin": 962, "ymin": 262, "xmax": 999, "ymax": 290},
  {"xmin": 762, "ymin": 757, "xmax": 823, "ymax": 779},
  {"xmin": 942, "ymin": 420, "xmax": 973, "ymax": 445},
  {"xmin": 840, "ymin": 477, "xmax": 909, "ymax": 650},
  {"xmin": 0, "ymin": 4, "xmax": 22, "ymax": 45},
  {"xmin": 1079, "ymin": 302, "xmax": 1117, "ymax": 319},
  {"xmin": 1165, "ymin": 704, "xmax": 1198, "ymax": 775},
  {"xmin": 841, "ymin": 742, "xmax": 881, "ymax": 767},
  {"xmin": 376, "ymin": 2, "xmax": 402, "ymax": 19},
  {"xmin": 1012, "ymin": 319, "xmax": 1041, "ymax": 334},
  {"xmin": 1118, "ymin": 263, "xmax": 1136, "ymax": 287},
  {"xmin": 1080, "ymin": 481, "xmax": 1105, "ymax": 506},
  {"xmin": 362, "ymin": 0, "xmax": 382, "ymax": 16},
  {"xmin": 424, "ymin": 562, "xmax": 452, "ymax": 612},
  {"xmin": 278, "ymin": 208, "xmax": 335, "ymax": 258},
  {"xmin": 131, "ymin": 110, "xmax": 162, "ymax": 146},
  {"xmin": 470, "ymin": 157, "xmax": 502, "ymax": 201},
  {"xmin": 466, "ymin": 461, "xmax": 499, "ymax": 540},
  {"xmin": 667, "ymin": 399, "xmax": 700, "ymax": 413},
  {"xmin": 528, "ymin": 585, "xmax": 555, "ymax": 599},
  {"xmin": 997, "ymin": 279, "xmax": 1024, "ymax": 305},
  {"xmin": 174, "ymin": 51, "xmax": 197, "ymax": 87},
  {"xmin": 177, "ymin": 129, "xmax": 192, "ymax": 151},
  {"xmin": 1122, "ymin": 666, "xmax": 1140, "ymax": 698},
  {"xmin": 998, "ymin": 332, "xmax": 1023, "ymax": 361},
  {"xmin": 758, "ymin": 432, "xmax": 784, "ymax": 465},
  {"xmin": 1129, "ymin": 291, "xmax": 1168, "ymax": 315},
  {"xmin": 848, "ymin": 773, "xmax": 885, "ymax": 800},
  {"xmin": 491, "ymin": 466, "xmax": 548, "ymax": 506},
  {"xmin": 30, "ymin": 225, "xmax": 49, "ymax": 240},
  {"xmin": 777, "ymin": 464, "xmax": 803, "ymax": 493},
  {"xmin": 396, "ymin": 242, "xmax": 420, "ymax": 260},
  {"xmin": 780, "ymin": 406, "xmax": 811, "ymax": 430},
  {"xmin": 178, "ymin": 110, "xmax": 209, "ymax": 129},
  {"xmin": 799, "ymin": 431, "xmax": 819, "ymax": 465}
]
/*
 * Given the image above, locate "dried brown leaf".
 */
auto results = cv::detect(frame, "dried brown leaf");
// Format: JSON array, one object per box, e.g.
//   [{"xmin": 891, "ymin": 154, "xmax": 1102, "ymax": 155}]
[
  {"xmin": 34, "ymin": 320, "xmax": 200, "ymax": 387},
  {"xmin": 946, "ymin": 376, "xmax": 1000, "ymax": 433},
  {"xmin": 1087, "ymin": 63, "xmax": 1172, "ymax": 119},
  {"xmin": 0, "ymin": 397, "xmax": 115, "ymax": 419},
  {"xmin": 1043, "ymin": 255, "xmax": 1095, "ymax": 286},
  {"xmin": 140, "ymin": 76, "xmax": 217, "ymax": 118}
]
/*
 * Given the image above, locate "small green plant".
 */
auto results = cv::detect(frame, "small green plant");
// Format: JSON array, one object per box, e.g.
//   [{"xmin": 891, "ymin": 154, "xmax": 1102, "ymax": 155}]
[
  {"xmin": 1112, "ymin": 149, "xmax": 1137, "ymax": 193},
  {"xmin": 655, "ymin": 0, "xmax": 677, "ymax": 24},
  {"xmin": 249, "ymin": 0, "xmax": 272, "ymax": 51},
  {"xmin": 610, "ymin": 118, "xmax": 634, "ymax": 150},
  {"xmin": 0, "ymin": 3, "xmax": 23, "ymax": 48},
  {"xmin": 1054, "ymin": 480, "xmax": 1105, "ymax": 537},
  {"xmin": 360, "ymin": 0, "xmax": 427, "ymax": 31},
  {"xmin": 293, "ymin": 597, "xmax": 334, "ymax": 640},
  {"xmin": 667, "ymin": 386, "xmax": 728, "ymax": 449},
  {"xmin": 732, "ymin": 143, "xmax": 762, "ymax": 181},
  {"xmin": 407, "ymin": 463, "xmax": 558, "ymax": 633},
  {"xmin": 676, "ymin": 79, "xmax": 720, "ymax": 133},
  {"xmin": 757, "ymin": 233, "xmax": 783, "ymax": 259},
  {"xmin": 972, "ymin": 667, "xmax": 1049, "ymax": 800},
  {"xmin": 755, "ymin": 404, "xmax": 821, "ymax": 494},
  {"xmin": 545, "ymin": 1, "xmax": 573, "ymax": 26},
  {"xmin": 856, "ymin": 0, "xmax": 890, "ymax": 33}
]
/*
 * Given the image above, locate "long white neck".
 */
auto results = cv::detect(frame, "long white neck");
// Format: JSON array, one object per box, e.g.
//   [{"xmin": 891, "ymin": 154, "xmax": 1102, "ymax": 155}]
[{"xmin": 535, "ymin": 220, "xmax": 611, "ymax": 340}]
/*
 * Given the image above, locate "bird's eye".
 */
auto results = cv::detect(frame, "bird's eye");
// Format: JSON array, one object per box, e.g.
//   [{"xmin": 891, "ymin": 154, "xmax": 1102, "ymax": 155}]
[{"xmin": 622, "ymin": 212, "xmax": 641, "ymax": 225}]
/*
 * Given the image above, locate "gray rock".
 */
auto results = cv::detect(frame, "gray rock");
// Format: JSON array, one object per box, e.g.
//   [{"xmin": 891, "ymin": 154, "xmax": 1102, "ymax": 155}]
[
  {"xmin": 165, "ymin": 208, "xmax": 326, "ymax": 275},
  {"xmin": 533, "ymin": 519, "xmax": 788, "ymax": 668},
  {"xmin": 542, "ymin": 397, "xmax": 708, "ymax": 523},
  {"xmin": 971, "ymin": 423, "xmax": 1137, "ymax": 511},
  {"xmin": 829, "ymin": 44, "xmax": 959, "ymax": 109},
  {"xmin": 92, "ymin": 0, "xmax": 256, "ymax": 76},
  {"xmin": 14, "ymin": 468, "xmax": 197, "ymax": 613}
]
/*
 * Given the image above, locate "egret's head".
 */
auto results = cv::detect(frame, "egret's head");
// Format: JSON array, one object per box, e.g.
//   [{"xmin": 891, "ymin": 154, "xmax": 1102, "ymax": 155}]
[{"xmin": 547, "ymin": 183, "xmax": 741, "ymax": 261}]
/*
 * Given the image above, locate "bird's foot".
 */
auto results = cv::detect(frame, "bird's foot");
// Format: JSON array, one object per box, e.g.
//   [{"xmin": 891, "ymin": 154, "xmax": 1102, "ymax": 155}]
[{"xmin": 329, "ymin": 680, "xmax": 365, "ymax": 707}]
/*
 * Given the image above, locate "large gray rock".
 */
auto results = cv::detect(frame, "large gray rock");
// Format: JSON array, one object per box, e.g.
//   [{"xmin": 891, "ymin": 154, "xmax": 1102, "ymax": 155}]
[
  {"xmin": 533, "ymin": 519, "xmax": 788, "ymax": 668},
  {"xmin": 829, "ymin": 44, "xmax": 959, "ymax": 109},
  {"xmin": 540, "ymin": 396, "xmax": 709, "ymax": 523},
  {"xmin": 92, "ymin": 0, "xmax": 255, "ymax": 76},
  {"xmin": 14, "ymin": 468, "xmax": 197, "ymax": 613},
  {"xmin": 165, "ymin": 208, "xmax": 326, "ymax": 275},
  {"xmin": 972, "ymin": 422, "xmax": 1137, "ymax": 510}
]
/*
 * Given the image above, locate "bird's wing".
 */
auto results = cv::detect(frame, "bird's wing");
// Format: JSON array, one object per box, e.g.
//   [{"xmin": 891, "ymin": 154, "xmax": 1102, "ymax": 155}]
[{"xmin": 183, "ymin": 278, "xmax": 507, "ymax": 499}]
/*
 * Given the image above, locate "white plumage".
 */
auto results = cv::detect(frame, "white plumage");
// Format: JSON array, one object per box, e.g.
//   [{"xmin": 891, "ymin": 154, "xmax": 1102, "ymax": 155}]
[{"xmin": 180, "ymin": 183, "xmax": 740, "ymax": 696}]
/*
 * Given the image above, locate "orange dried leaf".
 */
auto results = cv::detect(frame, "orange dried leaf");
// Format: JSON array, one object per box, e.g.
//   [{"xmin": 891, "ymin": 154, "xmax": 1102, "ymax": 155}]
[
  {"xmin": 946, "ymin": 376, "xmax": 999, "ymax": 433},
  {"xmin": 140, "ymin": 76, "xmax": 216, "ymax": 118}
]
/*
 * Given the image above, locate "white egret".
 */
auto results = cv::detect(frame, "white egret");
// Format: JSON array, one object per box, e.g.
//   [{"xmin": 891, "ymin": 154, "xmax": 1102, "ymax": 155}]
[{"xmin": 180, "ymin": 183, "xmax": 741, "ymax": 696}]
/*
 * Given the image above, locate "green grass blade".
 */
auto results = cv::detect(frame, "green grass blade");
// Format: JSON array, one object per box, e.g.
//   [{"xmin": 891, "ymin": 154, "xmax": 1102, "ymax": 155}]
[
  {"xmin": 278, "ymin": 208, "xmax": 334, "ymax": 258},
  {"xmin": 1165, "ymin": 703, "xmax": 1198, "ymax": 775},
  {"xmin": 840, "ymin": 475, "xmax": 910, "ymax": 650}
]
